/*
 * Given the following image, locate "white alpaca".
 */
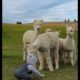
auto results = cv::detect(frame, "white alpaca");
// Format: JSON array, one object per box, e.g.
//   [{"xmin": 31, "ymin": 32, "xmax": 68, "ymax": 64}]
[
  {"xmin": 27, "ymin": 32, "xmax": 59, "ymax": 72},
  {"xmin": 22, "ymin": 19, "xmax": 43, "ymax": 61},
  {"xmin": 59, "ymin": 25, "xmax": 76, "ymax": 66}
]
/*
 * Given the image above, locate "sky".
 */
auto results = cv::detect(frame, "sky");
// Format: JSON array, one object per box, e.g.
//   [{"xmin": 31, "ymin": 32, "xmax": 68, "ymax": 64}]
[{"xmin": 2, "ymin": 0, "xmax": 78, "ymax": 23}]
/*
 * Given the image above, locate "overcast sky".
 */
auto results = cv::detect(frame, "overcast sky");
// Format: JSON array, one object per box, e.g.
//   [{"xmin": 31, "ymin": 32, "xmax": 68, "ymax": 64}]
[{"xmin": 2, "ymin": 0, "xmax": 78, "ymax": 23}]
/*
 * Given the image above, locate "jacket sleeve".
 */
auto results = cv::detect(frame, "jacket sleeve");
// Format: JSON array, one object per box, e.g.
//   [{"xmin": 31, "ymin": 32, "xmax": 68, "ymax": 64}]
[{"xmin": 27, "ymin": 65, "xmax": 43, "ymax": 77}]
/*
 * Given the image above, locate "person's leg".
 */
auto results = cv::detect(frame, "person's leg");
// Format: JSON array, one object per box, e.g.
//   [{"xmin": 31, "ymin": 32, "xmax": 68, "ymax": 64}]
[
  {"xmin": 21, "ymin": 79, "xmax": 32, "ymax": 80},
  {"xmin": 15, "ymin": 73, "xmax": 21, "ymax": 80},
  {"xmin": 15, "ymin": 71, "xmax": 32, "ymax": 80},
  {"xmin": 14, "ymin": 67, "xmax": 32, "ymax": 80}
]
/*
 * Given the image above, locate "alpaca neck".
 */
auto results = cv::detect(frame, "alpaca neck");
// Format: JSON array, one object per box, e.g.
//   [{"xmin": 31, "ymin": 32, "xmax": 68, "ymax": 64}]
[
  {"xmin": 34, "ymin": 26, "xmax": 40, "ymax": 35},
  {"xmin": 66, "ymin": 35, "xmax": 73, "ymax": 40},
  {"xmin": 66, "ymin": 35, "xmax": 73, "ymax": 46},
  {"xmin": 34, "ymin": 24, "xmax": 41, "ymax": 34},
  {"xmin": 32, "ymin": 38, "xmax": 40, "ymax": 49},
  {"xmin": 35, "ymin": 29, "xmax": 40, "ymax": 35}
]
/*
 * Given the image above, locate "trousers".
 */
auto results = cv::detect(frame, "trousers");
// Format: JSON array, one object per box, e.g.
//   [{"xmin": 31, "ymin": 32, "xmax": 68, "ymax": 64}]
[{"xmin": 14, "ymin": 64, "xmax": 32, "ymax": 80}]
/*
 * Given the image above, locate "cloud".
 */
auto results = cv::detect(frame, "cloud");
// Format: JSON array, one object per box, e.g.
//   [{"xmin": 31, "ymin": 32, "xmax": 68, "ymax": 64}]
[
  {"xmin": 2, "ymin": 0, "xmax": 78, "ymax": 23},
  {"xmin": 41, "ymin": 1, "xmax": 77, "ymax": 21}
]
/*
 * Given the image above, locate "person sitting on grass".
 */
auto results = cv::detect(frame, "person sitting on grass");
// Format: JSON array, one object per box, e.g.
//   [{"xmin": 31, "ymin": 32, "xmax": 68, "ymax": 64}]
[{"xmin": 14, "ymin": 53, "xmax": 45, "ymax": 80}]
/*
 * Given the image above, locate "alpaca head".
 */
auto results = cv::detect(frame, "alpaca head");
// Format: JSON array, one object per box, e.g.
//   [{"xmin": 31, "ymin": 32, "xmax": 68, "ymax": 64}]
[
  {"xmin": 66, "ymin": 25, "xmax": 74, "ymax": 38},
  {"xmin": 27, "ymin": 44, "xmax": 37, "ymax": 55},
  {"xmin": 33, "ymin": 19, "xmax": 43, "ymax": 31},
  {"xmin": 27, "ymin": 52, "xmax": 38, "ymax": 65}
]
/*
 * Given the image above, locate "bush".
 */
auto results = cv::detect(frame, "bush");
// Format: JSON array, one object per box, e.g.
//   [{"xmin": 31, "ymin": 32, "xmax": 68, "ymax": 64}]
[{"xmin": 16, "ymin": 22, "xmax": 22, "ymax": 24}]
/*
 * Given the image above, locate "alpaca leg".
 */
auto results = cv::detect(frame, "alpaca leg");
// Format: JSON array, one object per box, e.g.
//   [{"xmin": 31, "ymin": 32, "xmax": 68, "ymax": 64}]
[
  {"xmin": 63, "ymin": 52, "xmax": 69, "ymax": 63},
  {"xmin": 69, "ymin": 51, "xmax": 74, "ymax": 66},
  {"xmin": 61, "ymin": 50, "xmax": 65, "ymax": 61},
  {"xmin": 74, "ymin": 50, "xmax": 77, "ymax": 65},
  {"xmin": 37, "ymin": 51, "xmax": 44, "ymax": 70},
  {"xmin": 50, "ymin": 49, "xmax": 55, "ymax": 65},
  {"xmin": 44, "ymin": 50, "xmax": 54, "ymax": 71},
  {"xmin": 54, "ymin": 48, "xmax": 59, "ymax": 70},
  {"xmin": 23, "ymin": 45, "xmax": 27, "ymax": 61},
  {"xmin": 59, "ymin": 49, "xmax": 64, "ymax": 63}
]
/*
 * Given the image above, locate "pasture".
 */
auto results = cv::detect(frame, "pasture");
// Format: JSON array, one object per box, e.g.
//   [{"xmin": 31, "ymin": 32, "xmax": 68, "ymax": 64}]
[{"xmin": 2, "ymin": 22, "xmax": 78, "ymax": 80}]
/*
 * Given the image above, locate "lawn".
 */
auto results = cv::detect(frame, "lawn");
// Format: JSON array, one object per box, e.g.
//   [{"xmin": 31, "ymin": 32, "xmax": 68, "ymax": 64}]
[{"xmin": 2, "ymin": 23, "xmax": 78, "ymax": 80}]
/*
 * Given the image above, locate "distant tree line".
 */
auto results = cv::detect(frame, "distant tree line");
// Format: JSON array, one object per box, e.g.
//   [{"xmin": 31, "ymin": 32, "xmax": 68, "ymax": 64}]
[
  {"xmin": 16, "ymin": 22, "xmax": 22, "ymax": 24},
  {"xmin": 64, "ymin": 19, "xmax": 78, "ymax": 22}
]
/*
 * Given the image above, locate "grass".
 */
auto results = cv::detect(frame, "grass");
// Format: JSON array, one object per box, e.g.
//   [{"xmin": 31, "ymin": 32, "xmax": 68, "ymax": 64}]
[{"xmin": 2, "ymin": 23, "xmax": 78, "ymax": 80}]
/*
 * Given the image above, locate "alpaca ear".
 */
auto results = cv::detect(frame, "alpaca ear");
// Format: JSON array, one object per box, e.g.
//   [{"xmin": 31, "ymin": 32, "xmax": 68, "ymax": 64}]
[{"xmin": 32, "ymin": 43, "xmax": 37, "ymax": 50}]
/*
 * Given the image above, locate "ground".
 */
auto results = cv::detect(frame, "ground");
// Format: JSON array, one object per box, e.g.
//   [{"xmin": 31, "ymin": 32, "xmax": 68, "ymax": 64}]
[{"xmin": 2, "ymin": 22, "xmax": 78, "ymax": 80}]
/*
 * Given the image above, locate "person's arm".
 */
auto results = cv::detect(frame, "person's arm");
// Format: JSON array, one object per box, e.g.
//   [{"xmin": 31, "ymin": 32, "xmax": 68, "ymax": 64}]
[{"xmin": 27, "ymin": 65, "xmax": 45, "ymax": 78}]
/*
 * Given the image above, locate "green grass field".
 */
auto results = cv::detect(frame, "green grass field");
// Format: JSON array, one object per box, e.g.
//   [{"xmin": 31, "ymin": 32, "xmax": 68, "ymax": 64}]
[{"xmin": 2, "ymin": 23, "xmax": 78, "ymax": 80}]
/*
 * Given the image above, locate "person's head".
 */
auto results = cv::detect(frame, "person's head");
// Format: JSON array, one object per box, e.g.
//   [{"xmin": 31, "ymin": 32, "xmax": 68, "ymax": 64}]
[
  {"xmin": 26, "ymin": 43, "xmax": 38, "ymax": 66},
  {"xmin": 27, "ymin": 52, "xmax": 38, "ymax": 66}
]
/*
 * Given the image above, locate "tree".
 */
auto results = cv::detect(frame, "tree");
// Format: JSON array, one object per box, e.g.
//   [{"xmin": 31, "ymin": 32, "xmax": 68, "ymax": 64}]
[{"xmin": 16, "ymin": 22, "xmax": 22, "ymax": 24}]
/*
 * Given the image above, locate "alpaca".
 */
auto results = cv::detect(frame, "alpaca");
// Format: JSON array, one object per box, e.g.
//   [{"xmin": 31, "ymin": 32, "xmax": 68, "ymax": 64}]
[
  {"xmin": 22, "ymin": 19, "xmax": 43, "ymax": 61},
  {"xmin": 59, "ymin": 25, "xmax": 76, "ymax": 66},
  {"xmin": 27, "ymin": 32, "xmax": 59, "ymax": 72}
]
